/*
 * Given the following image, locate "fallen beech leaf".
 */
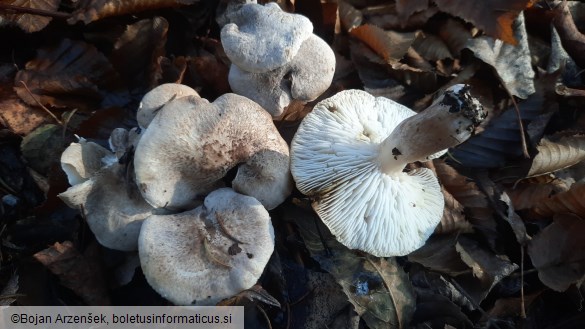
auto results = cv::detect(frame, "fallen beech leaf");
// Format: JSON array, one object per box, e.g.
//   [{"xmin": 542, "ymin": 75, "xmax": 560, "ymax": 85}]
[
  {"xmin": 350, "ymin": 24, "xmax": 416, "ymax": 64},
  {"xmin": 533, "ymin": 183, "xmax": 585, "ymax": 217},
  {"xmin": 438, "ymin": 18, "xmax": 473, "ymax": 56},
  {"xmin": 338, "ymin": 0, "xmax": 362, "ymax": 31},
  {"xmin": 2, "ymin": 0, "xmax": 60, "ymax": 33},
  {"xmin": 68, "ymin": 0, "xmax": 199, "ymax": 24},
  {"xmin": 408, "ymin": 235, "xmax": 470, "ymax": 276},
  {"xmin": 218, "ymin": 284, "xmax": 280, "ymax": 307},
  {"xmin": 157, "ymin": 56, "xmax": 188, "ymax": 84},
  {"xmin": 111, "ymin": 17, "xmax": 169, "ymax": 90},
  {"xmin": 434, "ymin": 160, "xmax": 499, "ymax": 243},
  {"xmin": 465, "ymin": 12, "xmax": 535, "ymax": 99},
  {"xmin": 410, "ymin": 269, "xmax": 475, "ymax": 312},
  {"xmin": 436, "ymin": 187, "xmax": 473, "ymax": 234},
  {"xmin": 396, "ymin": 0, "xmax": 428, "ymax": 19},
  {"xmin": 33, "ymin": 241, "xmax": 110, "ymax": 305},
  {"xmin": 20, "ymin": 124, "xmax": 65, "ymax": 175},
  {"xmin": 15, "ymin": 39, "xmax": 127, "ymax": 111},
  {"xmin": 528, "ymin": 135, "xmax": 585, "ymax": 177},
  {"xmin": 434, "ymin": 0, "xmax": 532, "ymax": 45},
  {"xmin": 288, "ymin": 204, "xmax": 416, "ymax": 329},
  {"xmin": 506, "ymin": 177, "xmax": 569, "ymax": 211},
  {"xmin": 0, "ymin": 93, "xmax": 52, "ymax": 135},
  {"xmin": 528, "ymin": 213, "xmax": 585, "ymax": 291},
  {"xmin": 365, "ymin": 5, "xmax": 438, "ymax": 30},
  {"xmin": 0, "ymin": 271, "xmax": 19, "ymax": 306},
  {"xmin": 552, "ymin": 2, "xmax": 585, "ymax": 69},
  {"xmin": 412, "ymin": 33, "xmax": 453, "ymax": 61},
  {"xmin": 455, "ymin": 236, "xmax": 519, "ymax": 304}
]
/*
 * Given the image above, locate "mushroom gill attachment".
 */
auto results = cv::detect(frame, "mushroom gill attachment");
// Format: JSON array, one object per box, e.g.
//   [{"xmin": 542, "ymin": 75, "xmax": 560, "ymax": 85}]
[
  {"xmin": 138, "ymin": 188, "xmax": 275, "ymax": 305},
  {"xmin": 291, "ymin": 86, "xmax": 485, "ymax": 256},
  {"xmin": 133, "ymin": 93, "xmax": 292, "ymax": 211}
]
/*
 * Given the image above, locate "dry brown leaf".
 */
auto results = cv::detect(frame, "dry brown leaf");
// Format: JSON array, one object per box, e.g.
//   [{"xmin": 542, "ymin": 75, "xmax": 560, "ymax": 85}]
[
  {"xmin": 15, "ymin": 38, "xmax": 126, "ymax": 111},
  {"xmin": 528, "ymin": 135, "xmax": 585, "ymax": 177},
  {"xmin": 33, "ymin": 241, "xmax": 110, "ymax": 305},
  {"xmin": 0, "ymin": 89, "xmax": 52, "ymax": 135},
  {"xmin": 349, "ymin": 24, "xmax": 416, "ymax": 64},
  {"xmin": 533, "ymin": 183, "xmax": 585, "ymax": 217},
  {"xmin": 465, "ymin": 12, "xmax": 535, "ymax": 99},
  {"xmin": 436, "ymin": 186, "xmax": 473, "ymax": 234},
  {"xmin": 412, "ymin": 32, "xmax": 453, "ymax": 61},
  {"xmin": 506, "ymin": 177, "xmax": 569, "ymax": 211},
  {"xmin": 68, "ymin": 0, "xmax": 198, "ymax": 24},
  {"xmin": 552, "ymin": 2, "xmax": 585, "ymax": 69},
  {"xmin": 434, "ymin": 0, "xmax": 532, "ymax": 45},
  {"xmin": 396, "ymin": 0, "xmax": 428, "ymax": 19},
  {"xmin": 528, "ymin": 213, "xmax": 585, "ymax": 291},
  {"xmin": 2, "ymin": 0, "xmax": 60, "ymax": 33},
  {"xmin": 437, "ymin": 18, "xmax": 473, "ymax": 56},
  {"xmin": 157, "ymin": 56, "xmax": 188, "ymax": 84},
  {"xmin": 218, "ymin": 284, "xmax": 280, "ymax": 307},
  {"xmin": 110, "ymin": 17, "xmax": 169, "ymax": 90},
  {"xmin": 338, "ymin": 0, "xmax": 362, "ymax": 31}
]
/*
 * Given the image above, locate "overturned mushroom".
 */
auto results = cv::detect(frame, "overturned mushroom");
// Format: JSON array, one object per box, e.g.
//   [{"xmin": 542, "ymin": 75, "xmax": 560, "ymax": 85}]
[
  {"xmin": 134, "ymin": 93, "xmax": 292, "ymax": 211},
  {"xmin": 139, "ymin": 188, "xmax": 274, "ymax": 305},
  {"xmin": 290, "ymin": 86, "xmax": 485, "ymax": 257}
]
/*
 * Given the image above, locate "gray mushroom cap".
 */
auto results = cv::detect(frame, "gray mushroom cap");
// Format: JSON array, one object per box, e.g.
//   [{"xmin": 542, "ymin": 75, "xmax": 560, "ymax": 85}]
[
  {"xmin": 138, "ymin": 188, "xmax": 275, "ymax": 305},
  {"xmin": 59, "ymin": 162, "xmax": 156, "ymax": 251},
  {"xmin": 229, "ymin": 34, "xmax": 336, "ymax": 117},
  {"xmin": 221, "ymin": 2, "xmax": 313, "ymax": 73},
  {"xmin": 133, "ymin": 93, "xmax": 292, "ymax": 211},
  {"xmin": 60, "ymin": 139, "xmax": 115, "ymax": 186},
  {"xmin": 137, "ymin": 83, "xmax": 199, "ymax": 129},
  {"xmin": 291, "ymin": 87, "xmax": 485, "ymax": 256}
]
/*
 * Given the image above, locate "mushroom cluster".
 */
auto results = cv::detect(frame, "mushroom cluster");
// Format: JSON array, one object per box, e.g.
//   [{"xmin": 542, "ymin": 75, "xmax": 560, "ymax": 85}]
[
  {"xmin": 59, "ymin": 83, "xmax": 291, "ymax": 304},
  {"xmin": 220, "ymin": 2, "xmax": 336, "ymax": 117},
  {"xmin": 290, "ymin": 85, "xmax": 486, "ymax": 257}
]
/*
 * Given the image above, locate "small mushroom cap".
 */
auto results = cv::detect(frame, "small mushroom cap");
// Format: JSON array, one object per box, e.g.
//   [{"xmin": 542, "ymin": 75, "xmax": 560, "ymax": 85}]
[
  {"xmin": 59, "ymin": 163, "xmax": 155, "ymax": 251},
  {"xmin": 138, "ymin": 188, "xmax": 275, "ymax": 305},
  {"xmin": 221, "ymin": 2, "xmax": 313, "ymax": 73},
  {"xmin": 291, "ymin": 90, "xmax": 443, "ymax": 256},
  {"xmin": 61, "ymin": 139, "xmax": 116, "ymax": 186},
  {"xmin": 134, "ymin": 93, "xmax": 292, "ymax": 210},
  {"xmin": 137, "ymin": 83, "xmax": 199, "ymax": 129},
  {"xmin": 229, "ymin": 34, "xmax": 336, "ymax": 116}
]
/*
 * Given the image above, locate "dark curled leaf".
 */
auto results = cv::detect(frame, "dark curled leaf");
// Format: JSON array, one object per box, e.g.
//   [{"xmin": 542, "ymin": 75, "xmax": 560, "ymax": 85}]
[
  {"xmin": 1, "ymin": 0, "xmax": 60, "ymax": 33},
  {"xmin": 286, "ymin": 204, "xmax": 415, "ymax": 329},
  {"xmin": 111, "ymin": 17, "xmax": 169, "ymax": 91},
  {"xmin": 450, "ymin": 74, "xmax": 559, "ymax": 168},
  {"xmin": 33, "ymin": 241, "xmax": 110, "ymax": 305},
  {"xmin": 15, "ymin": 39, "xmax": 128, "ymax": 111},
  {"xmin": 68, "ymin": 0, "xmax": 199, "ymax": 24},
  {"xmin": 528, "ymin": 213, "xmax": 585, "ymax": 291}
]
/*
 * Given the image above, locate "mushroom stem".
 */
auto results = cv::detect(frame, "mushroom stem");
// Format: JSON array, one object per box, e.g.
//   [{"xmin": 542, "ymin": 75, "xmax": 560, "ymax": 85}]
[{"xmin": 377, "ymin": 85, "xmax": 485, "ymax": 175}]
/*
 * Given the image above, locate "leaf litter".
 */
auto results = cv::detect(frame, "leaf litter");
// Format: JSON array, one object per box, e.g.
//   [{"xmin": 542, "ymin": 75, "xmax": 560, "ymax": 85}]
[{"xmin": 1, "ymin": 0, "xmax": 585, "ymax": 327}]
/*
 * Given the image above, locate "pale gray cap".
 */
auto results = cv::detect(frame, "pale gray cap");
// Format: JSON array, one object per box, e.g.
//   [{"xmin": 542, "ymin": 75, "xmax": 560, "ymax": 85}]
[
  {"xmin": 138, "ymin": 188, "xmax": 275, "ymax": 305},
  {"xmin": 59, "ymin": 163, "xmax": 155, "ymax": 251},
  {"xmin": 137, "ymin": 83, "xmax": 199, "ymax": 129},
  {"xmin": 229, "ymin": 34, "xmax": 336, "ymax": 116},
  {"xmin": 61, "ymin": 139, "xmax": 116, "ymax": 186},
  {"xmin": 221, "ymin": 2, "xmax": 313, "ymax": 73},
  {"xmin": 291, "ymin": 90, "xmax": 444, "ymax": 257},
  {"xmin": 134, "ymin": 93, "xmax": 292, "ymax": 211}
]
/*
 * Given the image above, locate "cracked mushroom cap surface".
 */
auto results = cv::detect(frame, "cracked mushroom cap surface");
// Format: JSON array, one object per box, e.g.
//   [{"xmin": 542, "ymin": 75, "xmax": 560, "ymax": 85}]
[
  {"xmin": 290, "ymin": 88, "xmax": 484, "ymax": 256},
  {"xmin": 137, "ymin": 83, "xmax": 199, "ymax": 129},
  {"xmin": 138, "ymin": 188, "xmax": 274, "ymax": 305},
  {"xmin": 229, "ymin": 34, "xmax": 336, "ymax": 117},
  {"xmin": 221, "ymin": 2, "xmax": 313, "ymax": 73},
  {"xmin": 133, "ymin": 93, "xmax": 292, "ymax": 211}
]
